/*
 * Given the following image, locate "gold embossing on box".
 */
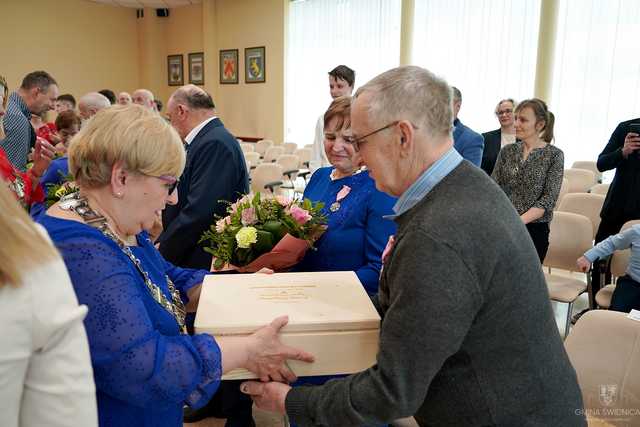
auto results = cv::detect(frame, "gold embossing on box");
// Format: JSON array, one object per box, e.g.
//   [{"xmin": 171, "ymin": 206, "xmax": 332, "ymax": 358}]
[{"xmin": 250, "ymin": 285, "xmax": 316, "ymax": 303}]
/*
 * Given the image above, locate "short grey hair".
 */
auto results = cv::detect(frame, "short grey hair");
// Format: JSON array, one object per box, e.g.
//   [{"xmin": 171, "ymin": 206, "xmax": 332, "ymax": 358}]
[
  {"xmin": 170, "ymin": 84, "xmax": 215, "ymax": 110},
  {"xmin": 451, "ymin": 86, "xmax": 462, "ymax": 103},
  {"xmin": 133, "ymin": 89, "xmax": 154, "ymax": 102},
  {"xmin": 495, "ymin": 98, "xmax": 517, "ymax": 112},
  {"xmin": 79, "ymin": 92, "xmax": 111, "ymax": 110},
  {"xmin": 354, "ymin": 66, "xmax": 453, "ymax": 139}
]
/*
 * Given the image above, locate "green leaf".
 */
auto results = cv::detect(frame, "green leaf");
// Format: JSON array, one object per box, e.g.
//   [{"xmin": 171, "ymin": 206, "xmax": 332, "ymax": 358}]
[
  {"xmin": 262, "ymin": 220, "xmax": 286, "ymax": 241},
  {"xmin": 254, "ymin": 230, "xmax": 274, "ymax": 253}
]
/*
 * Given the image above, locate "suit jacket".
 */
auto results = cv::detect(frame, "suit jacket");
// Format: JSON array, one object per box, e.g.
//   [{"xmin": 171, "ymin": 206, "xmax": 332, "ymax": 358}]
[
  {"xmin": 452, "ymin": 118, "xmax": 484, "ymax": 167},
  {"xmin": 159, "ymin": 118, "xmax": 249, "ymax": 269},
  {"xmin": 597, "ymin": 118, "xmax": 640, "ymax": 224},
  {"xmin": 480, "ymin": 128, "xmax": 501, "ymax": 175}
]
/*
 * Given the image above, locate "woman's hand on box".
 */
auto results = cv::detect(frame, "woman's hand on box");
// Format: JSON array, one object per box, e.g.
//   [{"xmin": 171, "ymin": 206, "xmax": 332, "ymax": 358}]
[
  {"xmin": 240, "ymin": 380, "xmax": 290, "ymax": 415},
  {"xmin": 246, "ymin": 315, "xmax": 314, "ymax": 383}
]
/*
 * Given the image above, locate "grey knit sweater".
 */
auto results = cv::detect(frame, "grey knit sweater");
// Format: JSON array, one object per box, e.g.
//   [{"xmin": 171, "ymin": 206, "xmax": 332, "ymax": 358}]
[{"xmin": 285, "ymin": 161, "xmax": 586, "ymax": 427}]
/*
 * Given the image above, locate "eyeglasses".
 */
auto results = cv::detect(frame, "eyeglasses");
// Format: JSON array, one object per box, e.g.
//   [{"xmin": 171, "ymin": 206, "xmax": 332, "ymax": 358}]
[
  {"xmin": 345, "ymin": 121, "xmax": 399, "ymax": 152},
  {"xmin": 496, "ymin": 109, "xmax": 513, "ymax": 116},
  {"xmin": 155, "ymin": 175, "xmax": 179, "ymax": 194}
]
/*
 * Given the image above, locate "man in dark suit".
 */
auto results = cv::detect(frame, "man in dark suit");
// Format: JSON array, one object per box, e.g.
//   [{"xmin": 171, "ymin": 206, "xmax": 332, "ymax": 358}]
[
  {"xmin": 587, "ymin": 118, "xmax": 640, "ymax": 308},
  {"xmin": 160, "ymin": 85, "xmax": 252, "ymax": 426},
  {"xmin": 159, "ymin": 85, "xmax": 249, "ymax": 270},
  {"xmin": 451, "ymin": 87, "xmax": 484, "ymax": 166},
  {"xmin": 481, "ymin": 98, "xmax": 517, "ymax": 175}
]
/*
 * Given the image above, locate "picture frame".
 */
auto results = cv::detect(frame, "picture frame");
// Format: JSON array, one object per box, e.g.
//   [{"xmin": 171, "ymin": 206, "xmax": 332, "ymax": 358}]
[
  {"xmin": 188, "ymin": 52, "xmax": 205, "ymax": 85},
  {"xmin": 244, "ymin": 46, "xmax": 266, "ymax": 83},
  {"xmin": 167, "ymin": 55, "xmax": 184, "ymax": 86},
  {"xmin": 219, "ymin": 49, "xmax": 239, "ymax": 84}
]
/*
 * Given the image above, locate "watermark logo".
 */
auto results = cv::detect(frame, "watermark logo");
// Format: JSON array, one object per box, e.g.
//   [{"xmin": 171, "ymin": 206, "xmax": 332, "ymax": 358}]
[{"xmin": 599, "ymin": 384, "xmax": 618, "ymax": 407}]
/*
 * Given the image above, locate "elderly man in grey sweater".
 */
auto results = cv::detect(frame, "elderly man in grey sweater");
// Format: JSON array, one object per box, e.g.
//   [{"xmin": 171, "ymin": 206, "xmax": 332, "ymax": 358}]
[{"xmin": 242, "ymin": 66, "xmax": 586, "ymax": 427}]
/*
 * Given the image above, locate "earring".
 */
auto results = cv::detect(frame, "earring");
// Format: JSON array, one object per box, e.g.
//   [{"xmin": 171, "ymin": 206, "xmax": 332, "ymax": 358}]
[{"xmin": 115, "ymin": 192, "xmax": 123, "ymax": 198}]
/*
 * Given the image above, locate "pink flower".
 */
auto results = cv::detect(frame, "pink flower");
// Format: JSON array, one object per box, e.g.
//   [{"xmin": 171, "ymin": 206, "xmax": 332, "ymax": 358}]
[
  {"xmin": 241, "ymin": 207, "xmax": 257, "ymax": 225},
  {"xmin": 289, "ymin": 205, "xmax": 312, "ymax": 225},
  {"xmin": 216, "ymin": 217, "xmax": 228, "ymax": 233},
  {"xmin": 381, "ymin": 235, "xmax": 395, "ymax": 263},
  {"xmin": 275, "ymin": 195, "xmax": 290, "ymax": 207},
  {"xmin": 336, "ymin": 185, "xmax": 351, "ymax": 202}
]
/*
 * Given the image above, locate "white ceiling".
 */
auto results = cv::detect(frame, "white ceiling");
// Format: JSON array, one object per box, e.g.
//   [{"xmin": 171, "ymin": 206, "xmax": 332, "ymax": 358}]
[{"xmin": 89, "ymin": 0, "xmax": 201, "ymax": 9}]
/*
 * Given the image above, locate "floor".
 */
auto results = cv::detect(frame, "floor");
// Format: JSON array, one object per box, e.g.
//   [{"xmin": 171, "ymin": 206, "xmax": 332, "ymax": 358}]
[
  {"xmin": 187, "ymin": 269, "xmax": 589, "ymax": 427},
  {"xmin": 185, "ymin": 411, "xmax": 419, "ymax": 427},
  {"xmin": 185, "ymin": 406, "xmax": 286, "ymax": 427}
]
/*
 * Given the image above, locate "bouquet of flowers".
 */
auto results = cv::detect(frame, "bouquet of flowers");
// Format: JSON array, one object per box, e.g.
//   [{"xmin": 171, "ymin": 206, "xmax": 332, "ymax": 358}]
[
  {"xmin": 44, "ymin": 172, "xmax": 77, "ymax": 208},
  {"xmin": 200, "ymin": 193, "xmax": 327, "ymax": 272}
]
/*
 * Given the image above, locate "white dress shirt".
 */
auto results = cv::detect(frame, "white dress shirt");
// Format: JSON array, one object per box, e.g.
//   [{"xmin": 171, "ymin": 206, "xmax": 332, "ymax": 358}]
[
  {"xmin": 0, "ymin": 225, "xmax": 97, "ymax": 427},
  {"xmin": 184, "ymin": 116, "xmax": 218, "ymax": 146},
  {"xmin": 312, "ymin": 114, "xmax": 330, "ymax": 167}
]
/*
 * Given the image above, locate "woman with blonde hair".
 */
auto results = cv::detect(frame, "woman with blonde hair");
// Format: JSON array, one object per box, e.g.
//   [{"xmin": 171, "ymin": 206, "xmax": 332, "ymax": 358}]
[
  {"xmin": 38, "ymin": 104, "xmax": 313, "ymax": 427},
  {"xmin": 0, "ymin": 182, "xmax": 98, "ymax": 426}
]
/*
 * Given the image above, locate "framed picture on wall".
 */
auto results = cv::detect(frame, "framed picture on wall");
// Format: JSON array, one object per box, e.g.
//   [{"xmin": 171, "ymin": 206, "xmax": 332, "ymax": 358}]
[
  {"xmin": 189, "ymin": 52, "xmax": 205, "ymax": 85},
  {"xmin": 167, "ymin": 55, "xmax": 184, "ymax": 86},
  {"xmin": 219, "ymin": 49, "xmax": 239, "ymax": 84},
  {"xmin": 245, "ymin": 46, "xmax": 265, "ymax": 83}
]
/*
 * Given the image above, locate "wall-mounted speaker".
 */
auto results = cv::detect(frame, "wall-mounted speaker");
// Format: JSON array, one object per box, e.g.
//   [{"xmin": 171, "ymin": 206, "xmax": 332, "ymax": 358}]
[{"xmin": 156, "ymin": 8, "xmax": 170, "ymax": 18}]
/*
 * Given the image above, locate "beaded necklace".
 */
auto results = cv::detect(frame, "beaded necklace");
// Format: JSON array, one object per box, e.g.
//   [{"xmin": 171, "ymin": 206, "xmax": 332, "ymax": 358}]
[{"xmin": 59, "ymin": 192, "xmax": 187, "ymax": 333}]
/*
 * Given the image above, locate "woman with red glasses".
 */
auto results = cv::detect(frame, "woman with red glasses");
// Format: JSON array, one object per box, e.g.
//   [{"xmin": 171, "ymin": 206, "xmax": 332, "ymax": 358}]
[{"xmin": 36, "ymin": 104, "xmax": 313, "ymax": 427}]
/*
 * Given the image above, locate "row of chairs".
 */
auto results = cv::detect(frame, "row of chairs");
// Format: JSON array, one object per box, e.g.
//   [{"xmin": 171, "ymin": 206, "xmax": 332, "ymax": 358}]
[
  {"xmin": 239, "ymin": 140, "xmax": 321, "ymax": 196},
  {"xmin": 565, "ymin": 309, "xmax": 640, "ymax": 426},
  {"xmin": 240, "ymin": 139, "xmax": 314, "ymax": 159},
  {"xmin": 545, "ymin": 162, "xmax": 606, "ymax": 337},
  {"xmin": 556, "ymin": 161, "xmax": 606, "ymax": 206},
  {"xmin": 545, "ymin": 158, "xmax": 635, "ymax": 338}
]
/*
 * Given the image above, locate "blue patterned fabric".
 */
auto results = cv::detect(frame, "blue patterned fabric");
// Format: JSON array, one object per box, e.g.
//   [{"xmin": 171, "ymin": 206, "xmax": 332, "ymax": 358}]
[
  {"xmin": 294, "ymin": 167, "xmax": 396, "ymax": 295},
  {"xmin": 38, "ymin": 214, "xmax": 221, "ymax": 427}
]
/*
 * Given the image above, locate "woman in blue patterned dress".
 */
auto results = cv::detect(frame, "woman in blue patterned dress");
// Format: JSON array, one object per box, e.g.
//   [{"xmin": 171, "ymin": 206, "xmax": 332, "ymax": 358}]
[
  {"xmin": 294, "ymin": 96, "xmax": 397, "ymax": 296},
  {"xmin": 38, "ymin": 104, "xmax": 313, "ymax": 427}
]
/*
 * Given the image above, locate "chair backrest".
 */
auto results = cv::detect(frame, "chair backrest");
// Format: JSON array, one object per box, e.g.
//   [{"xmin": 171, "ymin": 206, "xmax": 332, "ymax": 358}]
[
  {"xmin": 555, "ymin": 177, "xmax": 570, "ymax": 210},
  {"xmin": 589, "ymin": 183, "xmax": 610, "ymax": 196},
  {"xmin": 250, "ymin": 163, "xmax": 283, "ymax": 194},
  {"xmin": 557, "ymin": 193, "xmax": 606, "ymax": 239},
  {"xmin": 609, "ymin": 248, "xmax": 630, "ymax": 278},
  {"xmin": 244, "ymin": 151, "xmax": 261, "ymax": 167},
  {"xmin": 276, "ymin": 154, "xmax": 300, "ymax": 173},
  {"xmin": 564, "ymin": 310, "xmax": 640, "ymax": 418},
  {"xmin": 543, "ymin": 211, "xmax": 593, "ymax": 270},
  {"xmin": 255, "ymin": 139, "xmax": 274, "ymax": 156},
  {"xmin": 283, "ymin": 142, "xmax": 298, "ymax": 154},
  {"xmin": 571, "ymin": 160, "xmax": 602, "ymax": 181},
  {"xmin": 294, "ymin": 148, "xmax": 312, "ymax": 167},
  {"xmin": 263, "ymin": 146, "xmax": 285, "ymax": 163},
  {"xmin": 240, "ymin": 143, "xmax": 255, "ymax": 153},
  {"xmin": 564, "ymin": 168, "xmax": 597, "ymax": 193}
]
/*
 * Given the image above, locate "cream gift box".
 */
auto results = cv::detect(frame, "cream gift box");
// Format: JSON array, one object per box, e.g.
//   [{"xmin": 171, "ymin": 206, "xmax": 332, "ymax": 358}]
[{"xmin": 195, "ymin": 271, "xmax": 380, "ymax": 380}]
